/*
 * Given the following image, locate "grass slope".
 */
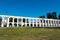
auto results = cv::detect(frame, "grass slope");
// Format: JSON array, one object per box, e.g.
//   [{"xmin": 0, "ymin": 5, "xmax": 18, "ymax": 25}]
[{"xmin": 0, "ymin": 27, "xmax": 60, "ymax": 40}]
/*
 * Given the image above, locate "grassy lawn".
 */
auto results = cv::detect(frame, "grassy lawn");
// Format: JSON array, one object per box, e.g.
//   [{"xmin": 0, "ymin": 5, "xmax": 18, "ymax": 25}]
[{"xmin": 0, "ymin": 27, "xmax": 60, "ymax": 40}]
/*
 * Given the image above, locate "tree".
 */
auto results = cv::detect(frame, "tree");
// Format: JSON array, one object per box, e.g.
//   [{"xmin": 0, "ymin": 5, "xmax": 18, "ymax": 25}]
[
  {"xmin": 52, "ymin": 12, "xmax": 57, "ymax": 19},
  {"xmin": 47, "ymin": 12, "xmax": 57, "ymax": 19},
  {"xmin": 47, "ymin": 13, "xmax": 52, "ymax": 19},
  {"xmin": 39, "ymin": 16, "xmax": 45, "ymax": 18},
  {"xmin": 58, "ymin": 15, "xmax": 60, "ymax": 19}
]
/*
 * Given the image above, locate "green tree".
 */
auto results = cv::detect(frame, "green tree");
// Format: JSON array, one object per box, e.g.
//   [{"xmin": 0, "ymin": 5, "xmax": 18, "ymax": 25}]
[
  {"xmin": 47, "ymin": 13, "xmax": 52, "ymax": 19},
  {"xmin": 58, "ymin": 15, "xmax": 60, "ymax": 19},
  {"xmin": 39, "ymin": 16, "xmax": 45, "ymax": 18},
  {"xmin": 52, "ymin": 12, "xmax": 57, "ymax": 19}
]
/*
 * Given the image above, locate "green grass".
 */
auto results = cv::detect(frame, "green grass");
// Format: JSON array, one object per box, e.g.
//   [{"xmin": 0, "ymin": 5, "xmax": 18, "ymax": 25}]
[{"xmin": 0, "ymin": 27, "xmax": 60, "ymax": 40}]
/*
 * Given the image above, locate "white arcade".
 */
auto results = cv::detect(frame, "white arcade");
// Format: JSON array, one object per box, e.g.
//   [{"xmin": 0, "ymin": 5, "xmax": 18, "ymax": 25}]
[{"xmin": 0, "ymin": 15, "xmax": 60, "ymax": 27}]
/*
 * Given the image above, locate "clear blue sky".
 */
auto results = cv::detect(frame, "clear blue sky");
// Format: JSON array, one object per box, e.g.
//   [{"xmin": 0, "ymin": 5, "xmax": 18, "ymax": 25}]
[{"xmin": 0, "ymin": 0, "xmax": 60, "ymax": 18}]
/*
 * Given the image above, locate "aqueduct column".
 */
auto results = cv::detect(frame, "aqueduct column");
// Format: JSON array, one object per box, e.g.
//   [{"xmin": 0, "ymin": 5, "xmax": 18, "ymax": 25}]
[
  {"xmin": 25, "ymin": 18, "xmax": 27, "ymax": 27},
  {"xmin": 47, "ymin": 20, "xmax": 50, "ymax": 27},
  {"xmin": 32, "ymin": 19, "xmax": 34, "ymax": 27},
  {"xmin": 36, "ymin": 19, "xmax": 38, "ymax": 27},
  {"xmin": 7, "ymin": 17, "xmax": 9, "ymax": 27},
  {"xmin": 39, "ymin": 19, "xmax": 41, "ymax": 27},
  {"xmin": 1, "ymin": 17, "xmax": 4, "ymax": 27},
  {"xmin": 21, "ymin": 18, "xmax": 23, "ymax": 27}
]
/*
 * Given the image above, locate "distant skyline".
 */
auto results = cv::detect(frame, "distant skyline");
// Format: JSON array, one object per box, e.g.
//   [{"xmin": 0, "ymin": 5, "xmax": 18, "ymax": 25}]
[{"xmin": 0, "ymin": 0, "xmax": 60, "ymax": 18}]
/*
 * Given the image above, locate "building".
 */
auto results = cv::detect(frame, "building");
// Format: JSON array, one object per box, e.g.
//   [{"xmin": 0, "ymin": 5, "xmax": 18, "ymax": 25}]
[{"xmin": 0, "ymin": 15, "xmax": 60, "ymax": 27}]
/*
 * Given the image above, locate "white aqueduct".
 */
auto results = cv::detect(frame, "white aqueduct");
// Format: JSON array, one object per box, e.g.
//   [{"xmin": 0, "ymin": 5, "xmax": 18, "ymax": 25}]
[{"xmin": 0, "ymin": 15, "xmax": 60, "ymax": 27}]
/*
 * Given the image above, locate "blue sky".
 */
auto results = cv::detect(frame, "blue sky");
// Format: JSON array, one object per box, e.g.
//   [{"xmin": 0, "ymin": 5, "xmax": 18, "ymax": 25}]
[{"xmin": 0, "ymin": 0, "xmax": 60, "ymax": 18}]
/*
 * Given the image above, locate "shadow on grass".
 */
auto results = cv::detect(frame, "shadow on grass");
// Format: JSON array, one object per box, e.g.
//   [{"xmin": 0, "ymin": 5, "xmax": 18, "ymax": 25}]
[
  {"xmin": 32, "ymin": 27, "xmax": 60, "ymax": 29},
  {"xmin": 0, "ymin": 26, "xmax": 60, "ymax": 29}
]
